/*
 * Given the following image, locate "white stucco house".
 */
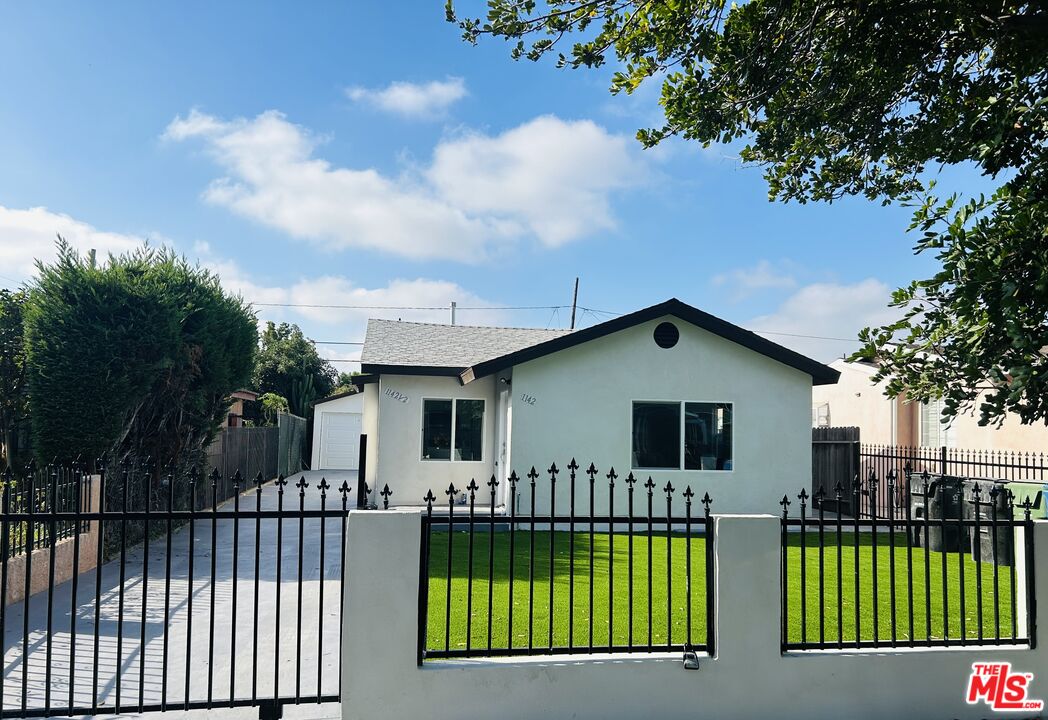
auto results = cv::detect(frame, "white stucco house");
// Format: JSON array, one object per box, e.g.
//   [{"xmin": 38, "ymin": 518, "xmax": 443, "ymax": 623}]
[{"xmin": 352, "ymin": 298, "xmax": 839, "ymax": 514}]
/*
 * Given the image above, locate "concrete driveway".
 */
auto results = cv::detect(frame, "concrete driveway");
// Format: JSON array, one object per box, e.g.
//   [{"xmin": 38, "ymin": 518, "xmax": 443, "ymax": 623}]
[{"xmin": 2, "ymin": 470, "xmax": 356, "ymax": 719}]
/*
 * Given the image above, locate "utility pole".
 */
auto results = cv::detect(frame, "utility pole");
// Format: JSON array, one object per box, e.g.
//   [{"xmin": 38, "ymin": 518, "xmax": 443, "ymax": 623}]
[
  {"xmin": 569, "ymin": 277, "xmax": 579, "ymax": 330},
  {"xmin": 450, "ymin": 301, "xmax": 457, "ymax": 325}
]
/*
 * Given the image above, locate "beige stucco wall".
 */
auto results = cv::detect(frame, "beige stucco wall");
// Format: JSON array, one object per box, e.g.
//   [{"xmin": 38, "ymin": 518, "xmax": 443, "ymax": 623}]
[
  {"xmin": 509, "ymin": 315, "xmax": 814, "ymax": 516},
  {"xmin": 947, "ymin": 404, "xmax": 1048, "ymax": 452},
  {"xmin": 813, "ymin": 360, "xmax": 1048, "ymax": 452},
  {"xmin": 811, "ymin": 361, "xmax": 898, "ymax": 444}
]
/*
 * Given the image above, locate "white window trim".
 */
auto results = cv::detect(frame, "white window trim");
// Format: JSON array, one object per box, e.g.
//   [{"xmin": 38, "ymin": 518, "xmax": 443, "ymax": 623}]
[
  {"xmin": 630, "ymin": 399, "xmax": 735, "ymax": 473},
  {"xmin": 919, "ymin": 398, "xmax": 954, "ymax": 448},
  {"xmin": 420, "ymin": 397, "xmax": 486, "ymax": 463}
]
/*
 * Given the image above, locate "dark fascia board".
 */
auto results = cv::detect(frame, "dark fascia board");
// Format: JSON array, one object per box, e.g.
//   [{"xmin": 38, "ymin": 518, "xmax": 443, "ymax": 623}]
[
  {"xmin": 460, "ymin": 298, "xmax": 841, "ymax": 386},
  {"xmin": 349, "ymin": 373, "xmax": 378, "ymax": 388},
  {"xmin": 360, "ymin": 363, "xmax": 465, "ymax": 378},
  {"xmin": 313, "ymin": 388, "xmax": 361, "ymax": 406}
]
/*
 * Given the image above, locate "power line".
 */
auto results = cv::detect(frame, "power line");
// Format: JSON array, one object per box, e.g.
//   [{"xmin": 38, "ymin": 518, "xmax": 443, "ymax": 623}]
[
  {"xmin": 315, "ymin": 329, "xmax": 861, "ymax": 352},
  {"xmin": 283, "ymin": 299, "xmax": 862, "ymax": 347},
  {"xmin": 752, "ymin": 330, "xmax": 862, "ymax": 343},
  {"xmin": 252, "ymin": 301, "xmax": 571, "ymax": 311}
]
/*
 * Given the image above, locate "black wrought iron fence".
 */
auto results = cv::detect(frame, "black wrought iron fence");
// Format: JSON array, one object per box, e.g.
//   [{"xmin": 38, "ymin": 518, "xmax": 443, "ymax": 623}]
[
  {"xmin": 781, "ymin": 469, "xmax": 1037, "ymax": 652},
  {"xmin": 3, "ymin": 464, "xmax": 93, "ymax": 558},
  {"xmin": 417, "ymin": 461, "xmax": 714, "ymax": 662},
  {"xmin": 858, "ymin": 444, "xmax": 1048, "ymax": 518},
  {"xmin": 0, "ymin": 464, "xmax": 353, "ymax": 720}
]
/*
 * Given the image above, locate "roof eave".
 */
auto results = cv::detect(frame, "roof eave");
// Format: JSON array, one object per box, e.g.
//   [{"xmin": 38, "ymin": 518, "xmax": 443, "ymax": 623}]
[
  {"xmin": 460, "ymin": 298, "xmax": 841, "ymax": 386},
  {"xmin": 361, "ymin": 363, "xmax": 467, "ymax": 380}
]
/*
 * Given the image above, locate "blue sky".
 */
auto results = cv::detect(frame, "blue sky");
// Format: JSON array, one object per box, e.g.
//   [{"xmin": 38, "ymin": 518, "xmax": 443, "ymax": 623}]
[{"xmin": 0, "ymin": 1, "xmax": 982, "ymax": 367}]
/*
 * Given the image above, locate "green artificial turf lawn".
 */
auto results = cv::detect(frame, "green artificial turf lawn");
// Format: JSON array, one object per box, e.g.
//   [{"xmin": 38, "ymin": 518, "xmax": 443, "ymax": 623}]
[{"xmin": 425, "ymin": 530, "xmax": 1018, "ymax": 653}]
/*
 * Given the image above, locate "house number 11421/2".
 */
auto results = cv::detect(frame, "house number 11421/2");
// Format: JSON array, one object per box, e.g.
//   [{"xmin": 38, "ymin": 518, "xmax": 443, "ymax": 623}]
[
  {"xmin": 519, "ymin": 393, "xmax": 536, "ymax": 406},
  {"xmin": 383, "ymin": 388, "xmax": 409, "ymax": 403}
]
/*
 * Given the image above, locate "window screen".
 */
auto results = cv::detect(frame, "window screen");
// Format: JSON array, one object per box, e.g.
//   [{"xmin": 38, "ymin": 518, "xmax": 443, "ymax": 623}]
[
  {"xmin": 422, "ymin": 399, "xmax": 452, "ymax": 460},
  {"xmin": 632, "ymin": 402, "xmax": 681, "ymax": 469}
]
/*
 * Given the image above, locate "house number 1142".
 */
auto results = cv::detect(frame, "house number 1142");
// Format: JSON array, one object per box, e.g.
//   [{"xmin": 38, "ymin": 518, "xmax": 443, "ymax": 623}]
[{"xmin": 520, "ymin": 393, "xmax": 536, "ymax": 406}]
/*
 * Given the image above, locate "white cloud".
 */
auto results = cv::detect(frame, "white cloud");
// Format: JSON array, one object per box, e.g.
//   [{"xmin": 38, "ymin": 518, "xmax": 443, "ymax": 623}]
[
  {"xmin": 748, "ymin": 278, "xmax": 897, "ymax": 362},
  {"xmin": 0, "ymin": 205, "xmax": 507, "ymax": 369},
  {"xmin": 187, "ymin": 243, "xmax": 507, "ymax": 366},
  {"xmin": 427, "ymin": 116, "xmax": 644, "ymax": 247},
  {"xmin": 0, "ymin": 206, "xmax": 145, "ymax": 286},
  {"xmin": 346, "ymin": 77, "xmax": 467, "ymax": 118},
  {"xmin": 164, "ymin": 109, "xmax": 644, "ymax": 262},
  {"xmin": 712, "ymin": 260, "xmax": 798, "ymax": 301}
]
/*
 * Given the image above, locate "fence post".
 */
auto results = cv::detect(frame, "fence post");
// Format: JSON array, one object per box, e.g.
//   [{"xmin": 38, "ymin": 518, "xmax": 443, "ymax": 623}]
[
  {"xmin": 712, "ymin": 514, "xmax": 780, "ymax": 663},
  {"xmin": 356, "ymin": 434, "xmax": 368, "ymax": 509},
  {"xmin": 940, "ymin": 445, "xmax": 947, "ymax": 476},
  {"xmin": 343, "ymin": 509, "xmax": 423, "ymax": 720}
]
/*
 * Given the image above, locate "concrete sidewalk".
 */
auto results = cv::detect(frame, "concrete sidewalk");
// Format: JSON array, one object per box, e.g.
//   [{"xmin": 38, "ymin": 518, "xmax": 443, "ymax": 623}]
[
  {"xmin": 105, "ymin": 701, "xmax": 342, "ymax": 720},
  {"xmin": 2, "ymin": 471, "xmax": 355, "ymax": 719}
]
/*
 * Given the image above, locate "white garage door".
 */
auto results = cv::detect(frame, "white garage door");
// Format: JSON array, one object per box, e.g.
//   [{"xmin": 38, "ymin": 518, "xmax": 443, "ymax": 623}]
[{"xmin": 319, "ymin": 412, "xmax": 362, "ymax": 470}]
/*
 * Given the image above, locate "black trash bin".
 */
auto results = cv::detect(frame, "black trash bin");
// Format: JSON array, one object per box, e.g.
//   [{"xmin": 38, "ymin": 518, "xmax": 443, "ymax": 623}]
[
  {"xmin": 966, "ymin": 478, "xmax": 1013, "ymax": 567},
  {"xmin": 915, "ymin": 475, "xmax": 967, "ymax": 552},
  {"xmin": 909, "ymin": 479, "xmax": 928, "ymax": 547}
]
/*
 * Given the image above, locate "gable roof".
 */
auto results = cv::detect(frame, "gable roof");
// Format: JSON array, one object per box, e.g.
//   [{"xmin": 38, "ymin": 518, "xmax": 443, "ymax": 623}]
[
  {"xmin": 359, "ymin": 299, "xmax": 839, "ymax": 386},
  {"xmin": 459, "ymin": 298, "xmax": 840, "ymax": 386},
  {"xmin": 360, "ymin": 319, "xmax": 571, "ymax": 375}
]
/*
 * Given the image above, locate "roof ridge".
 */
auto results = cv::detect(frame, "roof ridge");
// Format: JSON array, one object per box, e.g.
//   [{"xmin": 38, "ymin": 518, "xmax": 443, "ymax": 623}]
[{"xmin": 367, "ymin": 318, "xmax": 572, "ymax": 332}]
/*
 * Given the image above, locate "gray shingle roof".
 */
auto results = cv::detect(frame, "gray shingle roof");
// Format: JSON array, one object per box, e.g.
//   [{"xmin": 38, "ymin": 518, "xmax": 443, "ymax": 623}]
[{"xmin": 360, "ymin": 319, "xmax": 572, "ymax": 369}]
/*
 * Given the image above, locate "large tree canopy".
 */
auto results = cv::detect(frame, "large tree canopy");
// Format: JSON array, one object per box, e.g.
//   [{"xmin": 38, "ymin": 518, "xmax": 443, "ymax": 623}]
[
  {"xmin": 24, "ymin": 242, "xmax": 257, "ymax": 466},
  {"xmin": 253, "ymin": 322, "xmax": 337, "ymax": 417},
  {"xmin": 448, "ymin": 0, "xmax": 1048, "ymax": 426},
  {"xmin": 0, "ymin": 289, "xmax": 28, "ymax": 469}
]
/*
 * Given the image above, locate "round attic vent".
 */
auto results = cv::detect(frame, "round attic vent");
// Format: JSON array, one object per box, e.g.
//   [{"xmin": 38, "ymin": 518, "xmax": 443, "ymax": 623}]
[{"xmin": 653, "ymin": 321, "xmax": 679, "ymax": 349}]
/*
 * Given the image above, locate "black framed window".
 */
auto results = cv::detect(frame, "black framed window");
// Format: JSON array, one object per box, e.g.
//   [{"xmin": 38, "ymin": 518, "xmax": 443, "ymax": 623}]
[
  {"xmin": 422, "ymin": 399, "xmax": 452, "ymax": 460},
  {"xmin": 632, "ymin": 401, "xmax": 733, "ymax": 471},
  {"xmin": 454, "ymin": 399, "xmax": 484, "ymax": 461},
  {"xmin": 632, "ymin": 402, "xmax": 681, "ymax": 469},
  {"xmin": 684, "ymin": 402, "xmax": 733, "ymax": 470},
  {"xmin": 422, "ymin": 398, "xmax": 485, "ymax": 461}
]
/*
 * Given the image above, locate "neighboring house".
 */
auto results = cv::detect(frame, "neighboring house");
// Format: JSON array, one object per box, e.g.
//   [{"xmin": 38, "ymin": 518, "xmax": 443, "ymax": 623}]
[
  {"xmin": 812, "ymin": 358, "xmax": 1048, "ymax": 451},
  {"xmin": 224, "ymin": 389, "xmax": 258, "ymax": 427},
  {"xmin": 311, "ymin": 390, "xmax": 363, "ymax": 471},
  {"xmin": 353, "ymin": 298, "xmax": 838, "ymax": 514}
]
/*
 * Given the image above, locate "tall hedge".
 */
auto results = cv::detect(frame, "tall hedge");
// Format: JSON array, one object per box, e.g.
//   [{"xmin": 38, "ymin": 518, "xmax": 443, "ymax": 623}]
[{"xmin": 24, "ymin": 242, "xmax": 257, "ymax": 467}]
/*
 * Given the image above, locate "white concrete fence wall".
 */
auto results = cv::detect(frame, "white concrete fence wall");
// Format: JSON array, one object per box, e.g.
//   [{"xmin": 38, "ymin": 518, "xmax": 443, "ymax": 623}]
[{"xmin": 342, "ymin": 510, "xmax": 1047, "ymax": 720}]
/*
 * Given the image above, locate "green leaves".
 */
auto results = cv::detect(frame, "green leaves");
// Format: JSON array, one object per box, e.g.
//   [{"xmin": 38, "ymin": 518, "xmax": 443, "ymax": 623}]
[
  {"xmin": 855, "ymin": 174, "xmax": 1048, "ymax": 426},
  {"xmin": 0, "ymin": 289, "xmax": 28, "ymax": 469},
  {"xmin": 253, "ymin": 321, "xmax": 337, "ymax": 417},
  {"xmin": 453, "ymin": 0, "xmax": 1048, "ymax": 427},
  {"xmin": 23, "ymin": 240, "xmax": 258, "ymax": 465}
]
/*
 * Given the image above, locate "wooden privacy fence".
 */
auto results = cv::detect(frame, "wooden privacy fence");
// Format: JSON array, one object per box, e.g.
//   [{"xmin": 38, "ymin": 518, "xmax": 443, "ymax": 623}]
[
  {"xmin": 205, "ymin": 412, "xmax": 307, "ymax": 494},
  {"xmin": 811, "ymin": 427, "xmax": 859, "ymax": 516},
  {"xmin": 205, "ymin": 428, "xmax": 277, "ymax": 500},
  {"xmin": 813, "ymin": 429, "xmax": 1048, "ymax": 519}
]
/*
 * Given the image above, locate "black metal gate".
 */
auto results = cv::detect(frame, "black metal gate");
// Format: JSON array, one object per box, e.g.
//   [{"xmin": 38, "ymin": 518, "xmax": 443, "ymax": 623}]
[{"xmin": 0, "ymin": 462, "xmax": 351, "ymax": 719}]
